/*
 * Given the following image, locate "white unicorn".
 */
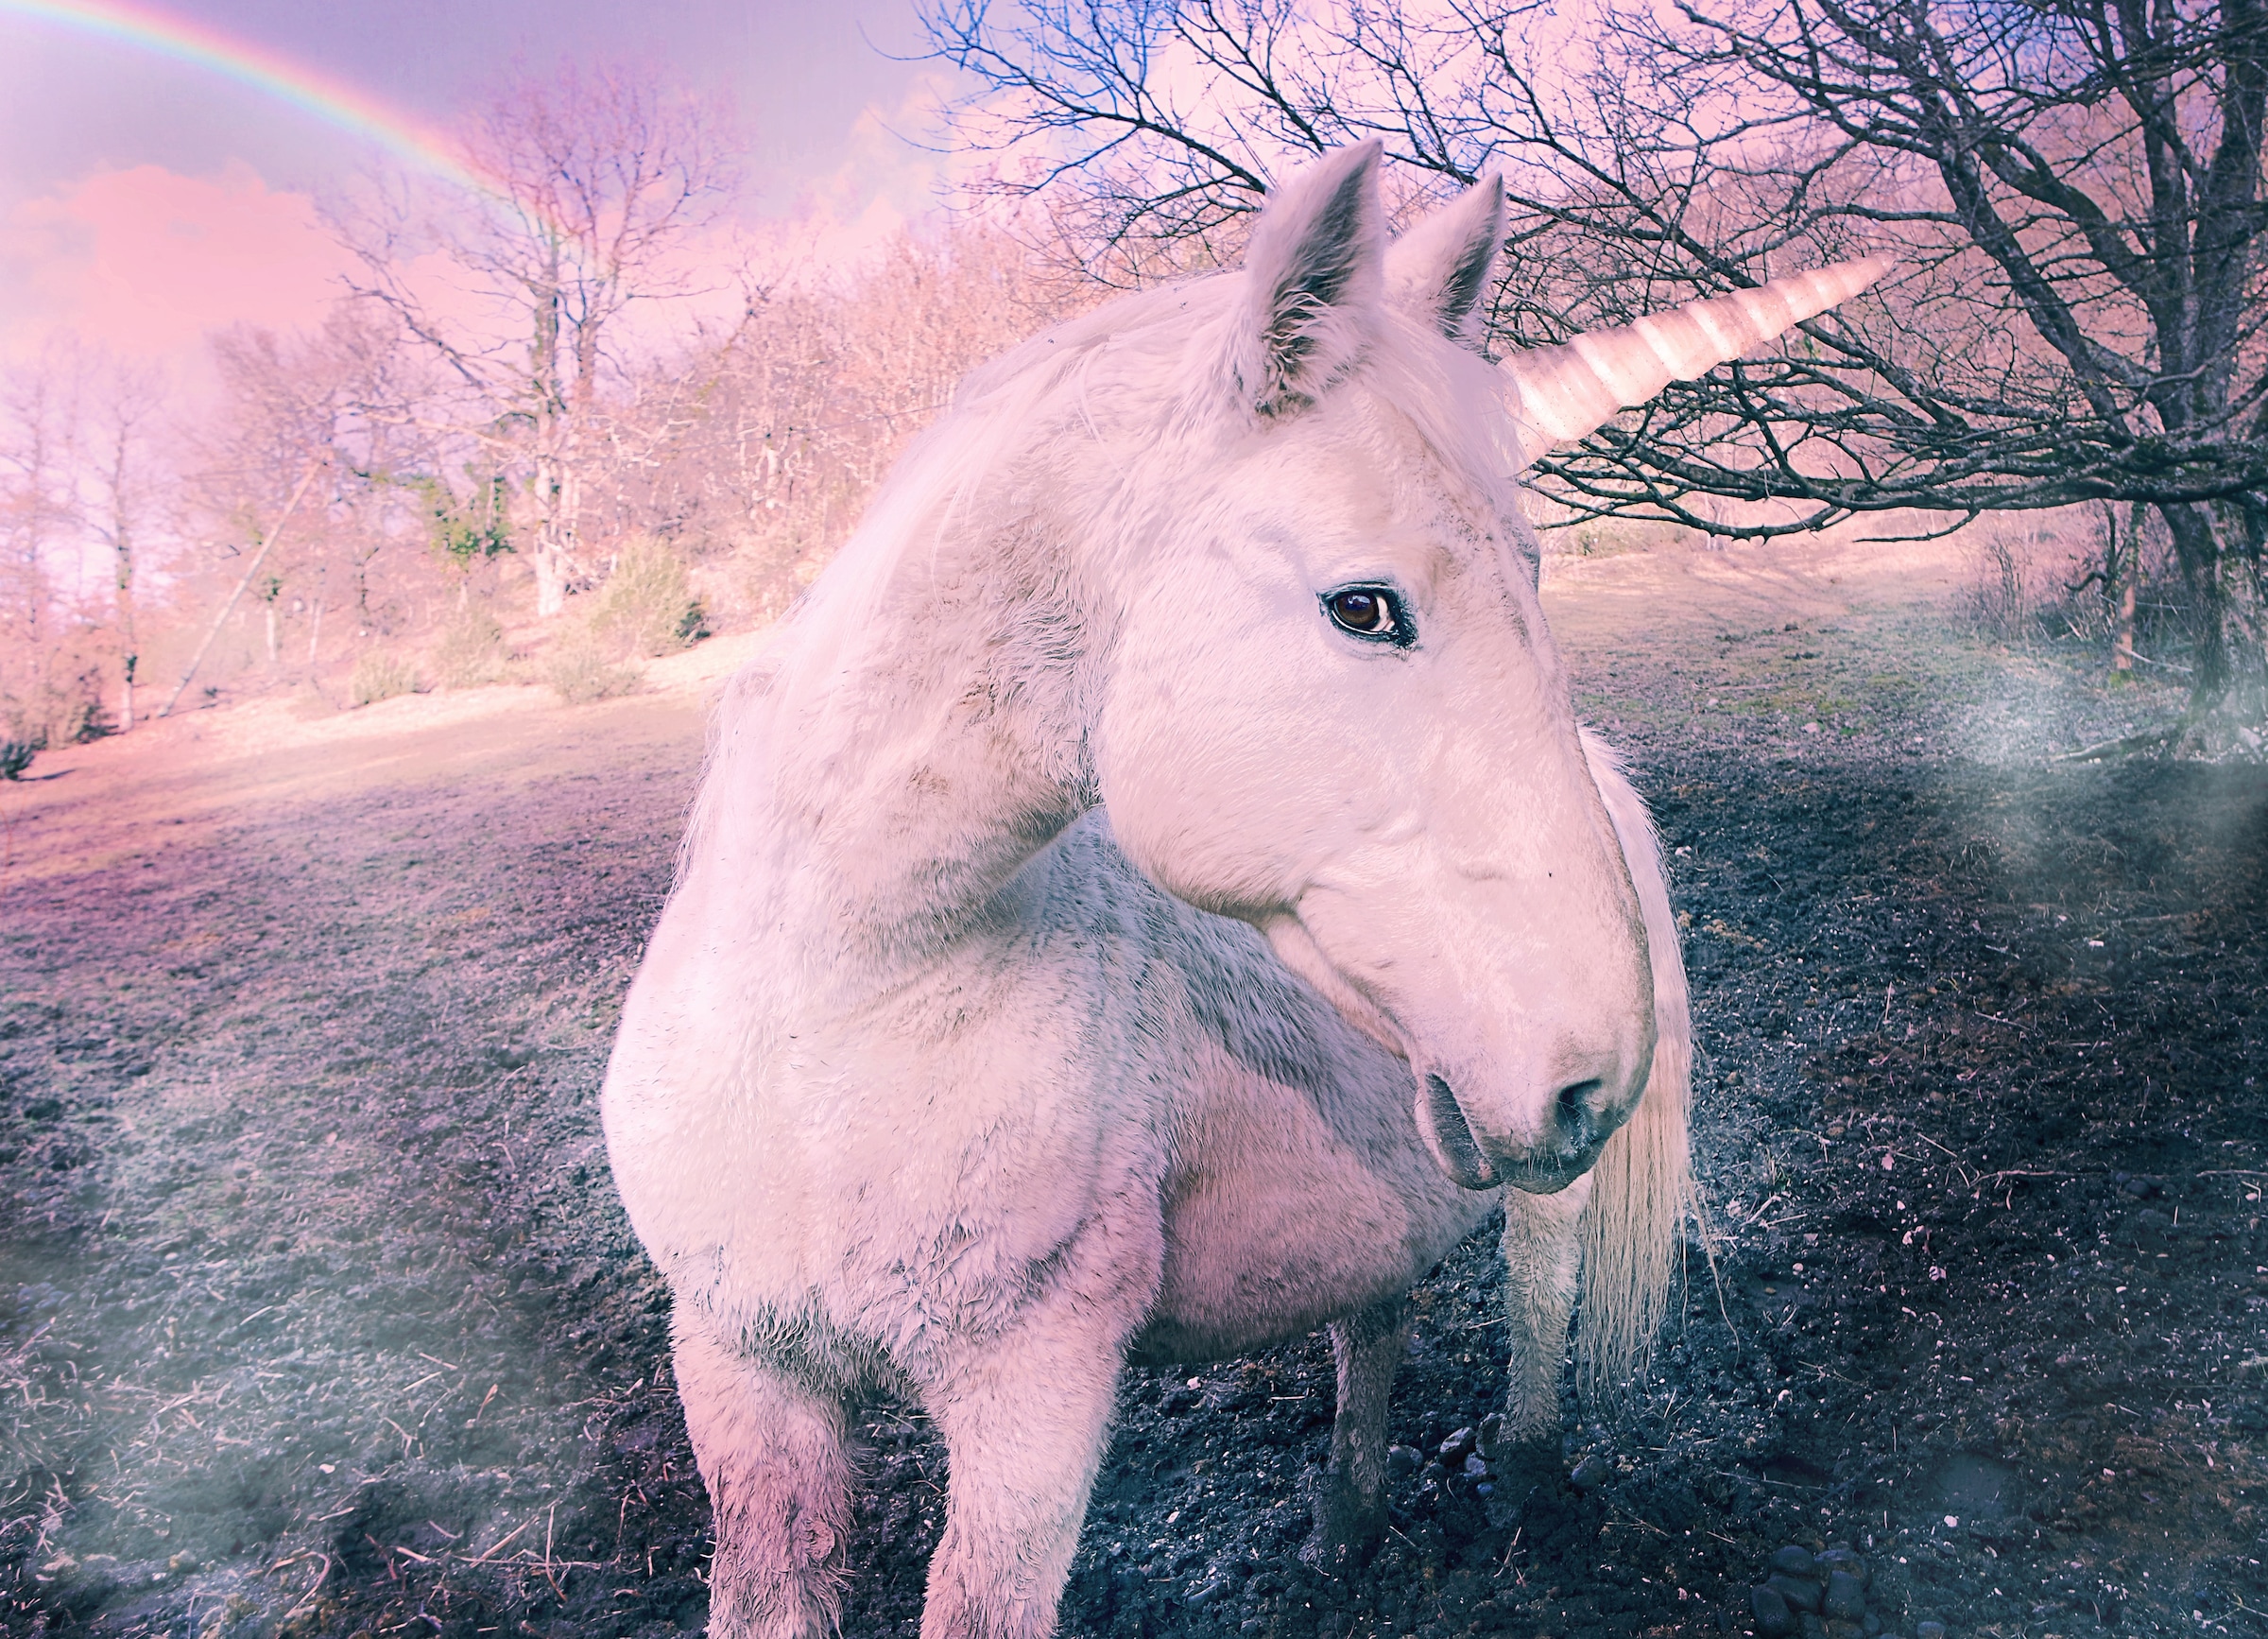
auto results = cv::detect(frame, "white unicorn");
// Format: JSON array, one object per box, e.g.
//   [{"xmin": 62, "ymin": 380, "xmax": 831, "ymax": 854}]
[{"xmin": 602, "ymin": 143, "xmax": 1884, "ymax": 1638}]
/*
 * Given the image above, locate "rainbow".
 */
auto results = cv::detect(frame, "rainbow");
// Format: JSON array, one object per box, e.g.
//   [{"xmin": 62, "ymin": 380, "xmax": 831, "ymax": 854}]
[{"xmin": 2, "ymin": 0, "xmax": 494, "ymax": 198}]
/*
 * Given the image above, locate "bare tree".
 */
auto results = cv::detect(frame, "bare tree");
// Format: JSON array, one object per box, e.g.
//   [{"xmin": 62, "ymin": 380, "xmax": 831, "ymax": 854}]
[
  {"xmin": 925, "ymin": 0, "xmax": 2268, "ymax": 751},
  {"xmin": 0, "ymin": 352, "xmax": 103, "ymax": 764},
  {"xmin": 79, "ymin": 359, "xmax": 171, "ymax": 732},
  {"xmin": 332, "ymin": 60, "xmax": 742, "ymax": 615},
  {"xmin": 600, "ymin": 224, "xmax": 1096, "ymax": 615},
  {"xmin": 198, "ymin": 306, "xmax": 440, "ymax": 678}
]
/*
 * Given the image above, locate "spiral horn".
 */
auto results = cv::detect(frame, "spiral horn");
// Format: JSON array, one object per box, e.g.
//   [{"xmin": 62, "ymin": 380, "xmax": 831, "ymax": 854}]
[{"xmin": 1502, "ymin": 259, "xmax": 1891, "ymax": 450}]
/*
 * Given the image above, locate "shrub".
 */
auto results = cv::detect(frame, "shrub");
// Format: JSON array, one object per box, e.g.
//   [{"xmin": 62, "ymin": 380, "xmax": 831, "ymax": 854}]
[
  {"xmin": 590, "ymin": 536, "xmax": 709, "ymax": 660},
  {"xmin": 0, "ymin": 739, "xmax": 36, "ymax": 781},
  {"xmin": 542, "ymin": 630, "xmax": 644, "ymax": 704},
  {"xmin": 430, "ymin": 610, "xmax": 509, "ymax": 689},
  {"xmin": 348, "ymin": 651, "xmax": 422, "ymax": 708},
  {"xmin": 4, "ymin": 655, "xmax": 110, "ymax": 750}
]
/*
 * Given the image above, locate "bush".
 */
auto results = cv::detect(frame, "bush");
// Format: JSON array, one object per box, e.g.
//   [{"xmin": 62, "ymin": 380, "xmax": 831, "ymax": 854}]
[
  {"xmin": 590, "ymin": 537, "xmax": 708, "ymax": 660},
  {"xmin": 348, "ymin": 651, "xmax": 422, "ymax": 708},
  {"xmin": 4, "ymin": 653, "xmax": 111, "ymax": 751},
  {"xmin": 430, "ymin": 610, "xmax": 509, "ymax": 689},
  {"xmin": 0, "ymin": 739, "xmax": 36, "ymax": 781},
  {"xmin": 542, "ymin": 630, "xmax": 644, "ymax": 704}
]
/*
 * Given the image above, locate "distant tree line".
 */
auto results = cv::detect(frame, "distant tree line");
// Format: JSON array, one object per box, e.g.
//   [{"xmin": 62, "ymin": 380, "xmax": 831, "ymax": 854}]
[{"xmin": 0, "ymin": 63, "xmax": 1094, "ymax": 771}]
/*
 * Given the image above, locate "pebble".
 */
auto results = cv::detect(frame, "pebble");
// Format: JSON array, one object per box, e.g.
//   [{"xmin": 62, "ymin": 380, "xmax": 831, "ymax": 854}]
[
  {"xmin": 1816, "ymin": 1546, "xmax": 1870, "ymax": 1589},
  {"xmin": 1568, "ymin": 1452, "xmax": 1612, "ymax": 1492},
  {"xmin": 1916, "ymin": 1624, "xmax": 1947, "ymax": 1639},
  {"xmin": 1385, "ymin": 1444, "xmax": 1420, "ymax": 1482},
  {"xmin": 1770, "ymin": 1544, "xmax": 1819, "ymax": 1579},
  {"xmin": 1768, "ymin": 1572, "xmax": 1824, "ymax": 1613},
  {"xmin": 1751, "ymin": 1583, "xmax": 1796, "ymax": 1637},
  {"xmin": 1438, "ymin": 1426, "xmax": 1477, "ymax": 1463},
  {"xmin": 1823, "ymin": 1571, "xmax": 1866, "ymax": 1621}
]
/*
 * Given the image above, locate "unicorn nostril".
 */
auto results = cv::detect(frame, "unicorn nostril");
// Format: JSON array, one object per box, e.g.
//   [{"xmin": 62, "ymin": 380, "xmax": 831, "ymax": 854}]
[{"xmin": 1555, "ymin": 1078, "xmax": 1604, "ymax": 1146}]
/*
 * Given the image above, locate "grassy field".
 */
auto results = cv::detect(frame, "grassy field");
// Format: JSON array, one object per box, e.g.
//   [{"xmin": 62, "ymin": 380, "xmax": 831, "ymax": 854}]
[{"xmin": 2, "ymin": 533, "xmax": 2261, "ymax": 1639}]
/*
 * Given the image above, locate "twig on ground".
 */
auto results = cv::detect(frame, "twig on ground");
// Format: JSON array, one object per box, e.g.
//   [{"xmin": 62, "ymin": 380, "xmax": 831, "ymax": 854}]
[{"xmin": 2057, "ymin": 726, "xmax": 2175, "ymax": 763}]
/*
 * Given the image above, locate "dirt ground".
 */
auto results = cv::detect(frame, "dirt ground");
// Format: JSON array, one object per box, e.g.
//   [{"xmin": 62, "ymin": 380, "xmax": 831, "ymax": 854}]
[{"xmin": 1, "ymin": 530, "xmax": 2262, "ymax": 1639}]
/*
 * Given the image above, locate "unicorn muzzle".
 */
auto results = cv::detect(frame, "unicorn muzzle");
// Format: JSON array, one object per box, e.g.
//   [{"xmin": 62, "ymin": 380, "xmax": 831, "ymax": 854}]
[{"xmin": 1416, "ymin": 1047, "xmax": 1649, "ymax": 1194}]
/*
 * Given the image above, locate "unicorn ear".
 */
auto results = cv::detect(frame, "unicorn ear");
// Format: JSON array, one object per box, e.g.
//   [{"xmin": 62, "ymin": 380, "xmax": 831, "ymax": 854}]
[
  {"xmin": 1232, "ymin": 141, "xmax": 1388, "ymax": 417},
  {"xmin": 1385, "ymin": 175, "xmax": 1504, "ymax": 346}
]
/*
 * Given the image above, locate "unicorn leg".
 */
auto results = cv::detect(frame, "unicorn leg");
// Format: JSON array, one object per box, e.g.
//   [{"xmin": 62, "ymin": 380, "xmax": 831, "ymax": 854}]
[
  {"xmin": 1303, "ymin": 1294, "xmax": 1409, "ymax": 1574},
  {"xmin": 674, "ymin": 1321, "xmax": 853, "ymax": 1639},
  {"xmin": 919, "ymin": 1315, "xmax": 1125, "ymax": 1639},
  {"xmin": 1492, "ymin": 1173, "xmax": 1591, "ymax": 1494}
]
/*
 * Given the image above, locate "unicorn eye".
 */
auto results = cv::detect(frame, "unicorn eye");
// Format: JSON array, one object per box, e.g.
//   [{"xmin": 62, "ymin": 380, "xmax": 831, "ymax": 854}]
[{"xmin": 1323, "ymin": 585, "xmax": 1407, "ymax": 643}]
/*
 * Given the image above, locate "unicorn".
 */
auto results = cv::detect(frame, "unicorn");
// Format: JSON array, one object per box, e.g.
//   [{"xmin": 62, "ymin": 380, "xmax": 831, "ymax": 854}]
[{"xmin": 601, "ymin": 142, "xmax": 1884, "ymax": 1638}]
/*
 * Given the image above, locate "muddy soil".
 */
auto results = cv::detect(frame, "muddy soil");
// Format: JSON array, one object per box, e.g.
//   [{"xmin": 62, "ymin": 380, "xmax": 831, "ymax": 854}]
[{"xmin": 1, "ymin": 537, "xmax": 2262, "ymax": 1639}]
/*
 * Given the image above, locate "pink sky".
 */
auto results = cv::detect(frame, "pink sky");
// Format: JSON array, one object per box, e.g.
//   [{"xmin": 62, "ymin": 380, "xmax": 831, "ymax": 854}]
[
  {"xmin": 2, "ymin": 163, "xmax": 352, "ymax": 358},
  {"xmin": 0, "ymin": 2, "xmax": 953, "ymax": 371}
]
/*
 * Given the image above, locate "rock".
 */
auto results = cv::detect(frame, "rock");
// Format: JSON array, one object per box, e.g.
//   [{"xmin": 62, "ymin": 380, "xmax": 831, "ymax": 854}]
[
  {"xmin": 1771, "ymin": 1544, "xmax": 1820, "ymax": 1579},
  {"xmin": 1823, "ymin": 1571, "xmax": 1865, "ymax": 1621},
  {"xmin": 1385, "ymin": 1444, "xmax": 1421, "ymax": 1482},
  {"xmin": 1438, "ymin": 1426, "xmax": 1477, "ymax": 1463},
  {"xmin": 2113, "ymin": 1171, "xmax": 2162, "ymax": 1199},
  {"xmin": 1800, "ymin": 1614, "xmax": 1829, "ymax": 1639},
  {"xmin": 1769, "ymin": 1572, "xmax": 1825, "ymax": 1613},
  {"xmin": 1461, "ymin": 1452, "xmax": 1488, "ymax": 1478},
  {"xmin": 1477, "ymin": 1412, "xmax": 1510, "ymax": 1457},
  {"xmin": 1816, "ymin": 1546, "xmax": 1869, "ymax": 1589},
  {"xmin": 1823, "ymin": 1622, "xmax": 1864, "ymax": 1639},
  {"xmin": 1751, "ymin": 1583, "xmax": 1796, "ymax": 1637},
  {"xmin": 1862, "ymin": 1614, "xmax": 1881, "ymax": 1636},
  {"xmin": 1916, "ymin": 1623, "xmax": 1948, "ymax": 1639},
  {"xmin": 1568, "ymin": 1452, "xmax": 1612, "ymax": 1492}
]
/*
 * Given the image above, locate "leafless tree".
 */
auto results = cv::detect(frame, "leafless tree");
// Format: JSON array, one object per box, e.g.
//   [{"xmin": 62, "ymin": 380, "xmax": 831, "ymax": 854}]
[
  {"xmin": 600, "ymin": 224, "xmax": 1096, "ymax": 615},
  {"xmin": 924, "ymin": 0, "xmax": 2268, "ymax": 750},
  {"xmin": 197, "ymin": 305, "xmax": 444, "ymax": 678},
  {"xmin": 0, "ymin": 352, "xmax": 103, "ymax": 760},
  {"xmin": 78, "ymin": 359, "xmax": 171, "ymax": 732},
  {"xmin": 331, "ymin": 60, "xmax": 742, "ymax": 615}
]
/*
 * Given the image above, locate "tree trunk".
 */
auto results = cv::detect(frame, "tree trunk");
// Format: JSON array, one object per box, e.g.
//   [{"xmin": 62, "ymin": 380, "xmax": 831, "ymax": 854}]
[
  {"xmin": 2105, "ymin": 504, "xmax": 2136, "ymax": 681},
  {"xmin": 2164, "ymin": 501, "xmax": 2268, "ymax": 758}
]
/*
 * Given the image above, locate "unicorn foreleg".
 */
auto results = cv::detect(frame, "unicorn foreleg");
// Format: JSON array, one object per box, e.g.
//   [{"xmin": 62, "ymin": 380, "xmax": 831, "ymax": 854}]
[
  {"xmin": 1492, "ymin": 1174, "xmax": 1591, "ymax": 1492},
  {"xmin": 919, "ymin": 1312, "xmax": 1126, "ymax": 1639},
  {"xmin": 673, "ymin": 1320, "xmax": 854, "ymax": 1639},
  {"xmin": 1303, "ymin": 1294, "xmax": 1409, "ymax": 1575}
]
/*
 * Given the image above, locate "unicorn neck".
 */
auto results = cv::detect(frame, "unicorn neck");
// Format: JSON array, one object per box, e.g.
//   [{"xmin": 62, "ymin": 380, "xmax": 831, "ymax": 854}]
[{"xmin": 699, "ymin": 512, "xmax": 1096, "ymax": 1003}]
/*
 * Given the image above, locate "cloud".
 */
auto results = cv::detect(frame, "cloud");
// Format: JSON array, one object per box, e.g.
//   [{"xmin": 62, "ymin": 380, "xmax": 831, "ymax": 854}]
[
  {"xmin": 0, "ymin": 163, "xmax": 352, "ymax": 364},
  {"xmin": 744, "ymin": 69, "xmax": 970, "ymax": 276}
]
